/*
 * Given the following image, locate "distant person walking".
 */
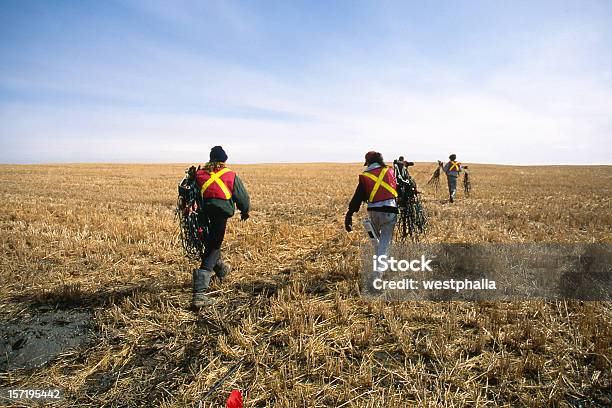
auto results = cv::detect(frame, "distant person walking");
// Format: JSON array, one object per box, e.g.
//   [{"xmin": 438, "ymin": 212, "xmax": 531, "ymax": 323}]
[
  {"xmin": 345, "ymin": 151, "xmax": 398, "ymax": 282},
  {"xmin": 393, "ymin": 156, "xmax": 409, "ymax": 185},
  {"xmin": 443, "ymin": 153, "xmax": 462, "ymax": 203},
  {"xmin": 393, "ymin": 155, "xmax": 416, "ymax": 199},
  {"xmin": 192, "ymin": 146, "xmax": 250, "ymax": 308}
]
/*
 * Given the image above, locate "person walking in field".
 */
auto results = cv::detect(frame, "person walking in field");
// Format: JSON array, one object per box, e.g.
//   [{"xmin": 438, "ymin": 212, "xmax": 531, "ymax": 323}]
[
  {"xmin": 192, "ymin": 146, "xmax": 250, "ymax": 308},
  {"xmin": 443, "ymin": 153, "xmax": 462, "ymax": 203},
  {"xmin": 393, "ymin": 155, "xmax": 416, "ymax": 199},
  {"xmin": 345, "ymin": 151, "xmax": 398, "ymax": 282},
  {"xmin": 393, "ymin": 156, "xmax": 409, "ymax": 185}
]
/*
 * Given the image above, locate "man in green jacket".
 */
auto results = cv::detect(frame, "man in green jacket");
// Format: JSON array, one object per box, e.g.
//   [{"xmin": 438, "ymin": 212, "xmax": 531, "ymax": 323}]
[{"xmin": 193, "ymin": 146, "xmax": 250, "ymax": 308}]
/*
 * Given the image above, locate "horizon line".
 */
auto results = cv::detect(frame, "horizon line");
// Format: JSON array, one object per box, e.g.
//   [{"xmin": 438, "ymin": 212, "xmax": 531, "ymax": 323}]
[{"xmin": 0, "ymin": 161, "xmax": 610, "ymax": 167}]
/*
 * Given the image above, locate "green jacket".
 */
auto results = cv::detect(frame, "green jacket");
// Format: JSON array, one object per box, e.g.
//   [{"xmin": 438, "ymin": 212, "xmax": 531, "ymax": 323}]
[{"xmin": 202, "ymin": 174, "xmax": 250, "ymax": 218}]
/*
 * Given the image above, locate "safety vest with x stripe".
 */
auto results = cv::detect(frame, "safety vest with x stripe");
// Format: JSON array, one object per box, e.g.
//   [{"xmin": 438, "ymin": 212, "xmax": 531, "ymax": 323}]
[
  {"xmin": 448, "ymin": 161, "xmax": 461, "ymax": 172},
  {"xmin": 195, "ymin": 167, "xmax": 236, "ymax": 200},
  {"xmin": 359, "ymin": 166, "xmax": 398, "ymax": 203}
]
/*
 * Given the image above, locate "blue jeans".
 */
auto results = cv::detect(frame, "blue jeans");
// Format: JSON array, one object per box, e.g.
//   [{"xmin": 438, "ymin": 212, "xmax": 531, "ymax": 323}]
[{"xmin": 447, "ymin": 175, "xmax": 458, "ymax": 198}]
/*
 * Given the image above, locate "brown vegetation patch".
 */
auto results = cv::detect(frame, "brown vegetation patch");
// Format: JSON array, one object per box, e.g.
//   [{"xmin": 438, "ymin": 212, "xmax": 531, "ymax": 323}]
[{"xmin": 0, "ymin": 163, "xmax": 610, "ymax": 406}]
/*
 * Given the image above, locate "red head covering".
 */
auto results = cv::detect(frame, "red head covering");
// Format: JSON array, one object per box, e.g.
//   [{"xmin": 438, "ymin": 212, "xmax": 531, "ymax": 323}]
[{"xmin": 364, "ymin": 151, "xmax": 382, "ymax": 165}]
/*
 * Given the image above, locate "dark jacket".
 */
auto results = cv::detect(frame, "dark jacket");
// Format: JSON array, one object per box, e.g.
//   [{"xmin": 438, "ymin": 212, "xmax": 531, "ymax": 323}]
[
  {"xmin": 393, "ymin": 160, "xmax": 409, "ymax": 184},
  {"xmin": 202, "ymin": 174, "xmax": 250, "ymax": 218}
]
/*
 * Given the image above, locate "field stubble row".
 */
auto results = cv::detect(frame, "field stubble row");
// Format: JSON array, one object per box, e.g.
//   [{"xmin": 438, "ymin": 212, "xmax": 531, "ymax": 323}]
[{"xmin": 0, "ymin": 163, "xmax": 610, "ymax": 407}]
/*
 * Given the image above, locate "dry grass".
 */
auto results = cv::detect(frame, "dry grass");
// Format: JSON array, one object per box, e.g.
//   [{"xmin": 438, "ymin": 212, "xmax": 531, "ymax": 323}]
[{"xmin": 0, "ymin": 162, "xmax": 611, "ymax": 407}]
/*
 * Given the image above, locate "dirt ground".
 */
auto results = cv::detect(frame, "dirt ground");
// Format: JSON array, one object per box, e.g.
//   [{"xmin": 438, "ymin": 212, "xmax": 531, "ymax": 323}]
[
  {"xmin": 1, "ymin": 309, "xmax": 91, "ymax": 372},
  {"xmin": 0, "ymin": 162, "xmax": 610, "ymax": 407}
]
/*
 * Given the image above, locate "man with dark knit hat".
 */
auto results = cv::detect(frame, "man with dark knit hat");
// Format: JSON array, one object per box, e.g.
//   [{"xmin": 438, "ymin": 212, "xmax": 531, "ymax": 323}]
[
  {"xmin": 345, "ymin": 151, "xmax": 398, "ymax": 284},
  {"xmin": 443, "ymin": 153, "xmax": 462, "ymax": 203},
  {"xmin": 192, "ymin": 146, "xmax": 250, "ymax": 308}
]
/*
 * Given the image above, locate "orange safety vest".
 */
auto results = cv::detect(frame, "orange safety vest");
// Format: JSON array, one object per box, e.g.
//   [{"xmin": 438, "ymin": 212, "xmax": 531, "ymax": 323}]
[
  {"xmin": 195, "ymin": 167, "xmax": 236, "ymax": 200},
  {"xmin": 359, "ymin": 166, "xmax": 398, "ymax": 203},
  {"xmin": 448, "ymin": 161, "xmax": 461, "ymax": 172}
]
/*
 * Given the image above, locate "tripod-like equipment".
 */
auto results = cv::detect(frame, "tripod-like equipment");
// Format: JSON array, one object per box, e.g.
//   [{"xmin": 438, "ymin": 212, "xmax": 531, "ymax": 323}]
[
  {"xmin": 176, "ymin": 166, "xmax": 208, "ymax": 260},
  {"xmin": 463, "ymin": 165, "xmax": 472, "ymax": 197},
  {"xmin": 395, "ymin": 174, "xmax": 428, "ymax": 242},
  {"xmin": 427, "ymin": 160, "xmax": 444, "ymax": 191}
]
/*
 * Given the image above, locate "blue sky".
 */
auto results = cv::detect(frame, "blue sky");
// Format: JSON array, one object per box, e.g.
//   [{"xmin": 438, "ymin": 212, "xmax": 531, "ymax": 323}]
[{"xmin": 1, "ymin": 0, "xmax": 611, "ymax": 164}]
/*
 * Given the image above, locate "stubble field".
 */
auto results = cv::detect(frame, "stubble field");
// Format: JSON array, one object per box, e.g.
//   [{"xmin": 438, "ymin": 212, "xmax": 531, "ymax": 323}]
[{"xmin": 0, "ymin": 162, "xmax": 610, "ymax": 407}]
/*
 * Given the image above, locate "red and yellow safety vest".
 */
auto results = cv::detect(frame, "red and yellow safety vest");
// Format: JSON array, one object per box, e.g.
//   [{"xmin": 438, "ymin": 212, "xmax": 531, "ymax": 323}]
[
  {"xmin": 359, "ymin": 166, "xmax": 398, "ymax": 203},
  {"xmin": 448, "ymin": 161, "xmax": 461, "ymax": 172},
  {"xmin": 195, "ymin": 167, "xmax": 236, "ymax": 200}
]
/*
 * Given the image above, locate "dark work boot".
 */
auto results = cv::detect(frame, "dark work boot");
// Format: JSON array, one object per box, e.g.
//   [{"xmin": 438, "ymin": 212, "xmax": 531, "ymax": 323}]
[
  {"xmin": 449, "ymin": 194, "xmax": 454, "ymax": 203},
  {"xmin": 192, "ymin": 268, "xmax": 214, "ymax": 308}
]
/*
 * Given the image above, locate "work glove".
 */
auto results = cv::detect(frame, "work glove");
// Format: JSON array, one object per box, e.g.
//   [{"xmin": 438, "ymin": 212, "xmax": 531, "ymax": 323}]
[
  {"xmin": 344, "ymin": 211, "xmax": 353, "ymax": 232},
  {"xmin": 240, "ymin": 212, "xmax": 249, "ymax": 221}
]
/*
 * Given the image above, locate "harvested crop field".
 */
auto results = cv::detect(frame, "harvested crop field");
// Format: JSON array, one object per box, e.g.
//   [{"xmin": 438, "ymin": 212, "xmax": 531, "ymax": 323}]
[{"xmin": 0, "ymin": 162, "xmax": 611, "ymax": 407}]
